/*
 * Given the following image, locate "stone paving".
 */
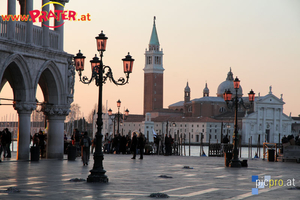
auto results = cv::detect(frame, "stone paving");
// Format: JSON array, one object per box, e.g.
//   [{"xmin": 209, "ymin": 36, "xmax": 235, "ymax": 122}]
[{"xmin": 0, "ymin": 152, "xmax": 299, "ymax": 200}]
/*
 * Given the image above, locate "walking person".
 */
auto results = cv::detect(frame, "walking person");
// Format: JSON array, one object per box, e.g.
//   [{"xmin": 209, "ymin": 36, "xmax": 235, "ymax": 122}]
[
  {"xmin": 80, "ymin": 131, "xmax": 91, "ymax": 166},
  {"xmin": 4, "ymin": 129, "xmax": 12, "ymax": 158},
  {"xmin": 130, "ymin": 132, "xmax": 137, "ymax": 159},
  {"xmin": 91, "ymin": 135, "xmax": 96, "ymax": 154},
  {"xmin": 104, "ymin": 133, "xmax": 111, "ymax": 153},
  {"xmin": 138, "ymin": 133, "xmax": 145, "ymax": 159},
  {"xmin": 120, "ymin": 135, "xmax": 127, "ymax": 154},
  {"xmin": 1, "ymin": 129, "xmax": 7, "ymax": 158}
]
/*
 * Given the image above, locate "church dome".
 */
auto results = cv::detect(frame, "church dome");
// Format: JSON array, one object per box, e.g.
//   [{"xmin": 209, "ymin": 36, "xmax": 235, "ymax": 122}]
[{"xmin": 217, "ymin": 68, "xmax": 243, "ymax": 97}]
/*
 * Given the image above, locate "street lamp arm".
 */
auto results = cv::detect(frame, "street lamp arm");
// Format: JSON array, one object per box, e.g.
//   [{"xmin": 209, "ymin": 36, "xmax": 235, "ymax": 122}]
[
  {"xmin": 109, "ymin": 112, "xmax": 128, "ymax": 120},
  {"xmin": 103, "ymin": 65, "xmax": 129, "ymax": 86},
  {"xmin": 225, "ymin": 97, "xmax": 252, "ymax": 111},
  {"xmin": 77, "ymin": 69, "xmax": 96, "ymax": 85},
  {"xmin": 239, "ymin": 98, "xmax": 253, "ymax": 110}
]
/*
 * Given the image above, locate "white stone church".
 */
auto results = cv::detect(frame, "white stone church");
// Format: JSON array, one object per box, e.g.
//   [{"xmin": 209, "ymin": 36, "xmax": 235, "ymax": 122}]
[{"xmin": 242, "ymin": 87, "xmax": 293, "ymax": 145}]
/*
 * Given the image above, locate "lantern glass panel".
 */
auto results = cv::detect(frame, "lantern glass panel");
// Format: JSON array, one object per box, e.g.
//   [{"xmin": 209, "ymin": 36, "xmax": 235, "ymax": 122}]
[
  {"xmin": 96, "ymin": 39, "xmax": 107, "ymax": 51},
  {"xmin": 123, "ymin": 60, "xmax": 133, "ymax": 73},
  {"xmin": 226, "ymin": 90, "xmax": 232, "ymax": 101},
  {"xmin": 75, "ymin": 58, "xmax": 85, "ymax": 71},
  {"xmin": 234, "ymin": 77, "xmax": 240, "ymax": 89},
  {"xmin": 248, "ymin": 90, "xmax": 255, "ymax": 102},
  {"xmin": 91, "ymin": 63, "xmax": 99, "ymax": 73},
  {"xmin": 125, "ymin": 109, "xmax": 129, "ymax": 116},
  {"xmin": 74, "ymin": 50, "xmax": 85, "ymax": 71},
  {"xmin": 117, "ymin": 100, "xmax": 121, "ymax": 108}
]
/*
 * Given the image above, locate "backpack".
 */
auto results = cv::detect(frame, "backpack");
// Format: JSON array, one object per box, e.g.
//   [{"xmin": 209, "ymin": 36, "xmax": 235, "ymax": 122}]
[{"xmin": 83, "ymin": 138, "xmax": 89, "ymax": 147}]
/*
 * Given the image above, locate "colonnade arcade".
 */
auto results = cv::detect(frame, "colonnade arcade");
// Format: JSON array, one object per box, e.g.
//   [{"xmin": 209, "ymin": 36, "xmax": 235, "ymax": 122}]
[
  {"xmin": 0, "ymin": 0, "xmax": 73, "ymax": 160},
  {"xmin": 0, "ymin": 53, "xmax": 74, "ymax": 160}
]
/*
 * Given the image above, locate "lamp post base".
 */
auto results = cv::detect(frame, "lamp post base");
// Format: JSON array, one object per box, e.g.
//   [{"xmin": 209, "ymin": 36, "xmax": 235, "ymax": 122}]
[
  {"xmin": 86, "ymin": 153, "xmax": 109, "ymax": 183},
  {"xmin": 87, "ymin": 170, "xmax": 109, "ymax": 183},
  {"xmin": 229, "ymin": 159, "xmax": 242, "ymax": 168}
]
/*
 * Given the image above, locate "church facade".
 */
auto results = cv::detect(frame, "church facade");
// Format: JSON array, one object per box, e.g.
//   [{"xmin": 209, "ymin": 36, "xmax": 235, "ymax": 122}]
[
  {"xmin": 168, "ymin": 68, "xmax": 294, "ymax": 145},
  {"xmin": 242, "ymin": 88, "xmax": 293, "ymax": 144}
]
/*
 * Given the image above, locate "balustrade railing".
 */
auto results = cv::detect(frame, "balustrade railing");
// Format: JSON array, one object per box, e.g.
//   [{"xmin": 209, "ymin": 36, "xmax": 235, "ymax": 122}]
[
  {"xmin": 49, "ymin": 31, "xmax": 59, "ymax": 50},
  {"xmin": 33, "ymin": 26, "xmax": 43, "ymax": 46},
  {"xmin": 0, "ymin": 18, "xmax": 8, "ymax": 38},
  {"xmin": 0, "ymin": 19, "xmax": 59, "ymax": 50},
  {"xmin": 15, "ymin": 21, "xmax": 26, "ymax": 43}
]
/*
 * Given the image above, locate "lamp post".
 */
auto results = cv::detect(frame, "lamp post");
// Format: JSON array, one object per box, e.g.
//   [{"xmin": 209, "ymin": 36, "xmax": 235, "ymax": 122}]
[
  {"xmin": 108, "ymin": 99, "xmax": 129, "ymax": 136},
  {"xmin": 74, "ymin": 31, "xmax": 134, "ymax": 182},
  {"xmin": 223, "ymin": 77, "xmax": 255, "ymax": 168}
]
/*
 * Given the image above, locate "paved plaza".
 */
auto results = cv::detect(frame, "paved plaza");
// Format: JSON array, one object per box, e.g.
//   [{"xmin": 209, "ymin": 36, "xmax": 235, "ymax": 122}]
[{"xmin": 0, "ymin": 152, "xmax": 299, "ymax": 200}]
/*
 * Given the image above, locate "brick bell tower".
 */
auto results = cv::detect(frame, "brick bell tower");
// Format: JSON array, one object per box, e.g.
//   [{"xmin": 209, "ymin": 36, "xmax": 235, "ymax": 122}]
[{"xmin": 143, "ymin": 17, "xmax": 164, "ymax": 115}]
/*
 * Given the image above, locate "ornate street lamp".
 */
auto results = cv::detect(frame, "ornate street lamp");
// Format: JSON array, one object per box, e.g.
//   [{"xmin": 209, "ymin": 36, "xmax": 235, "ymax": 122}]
[
  {"xmin": 74, "ymin": 31, "xmax": 134, "ymax": 182},
  {"xmin": 108, "ymin": 99, "xmax": 129, "ymax": 136},
  {"xmin": 223, "ymin": 77, "xmax": 255, "ymax": 168}
]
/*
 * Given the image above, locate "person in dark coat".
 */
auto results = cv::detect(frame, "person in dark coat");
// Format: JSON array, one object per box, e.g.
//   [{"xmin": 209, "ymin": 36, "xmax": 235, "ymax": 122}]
[
  {"xmin": 113, "ymin": 133, "xmax": 121, "ymax": 154},
  {"xmin": 33, "ymin": 133, "xmax": 40, "ymax": 147},
  {"xmin": 130, "ymin": 132, "xmax": 137, "ymax": 159},
  {"xmin": 1, "ymin": 129, "xmax": 8, "ymax": 158},
  {"xmin": 38, "ymin": 130, "xmax": 45, "ymax": 158},
  {"xmin": 4, "ymin": 129, "xmax": 12, "ymax": 158},
  {"xmin": 138, "ymin": 133, "xmax": 145, "ymax": 159},
  {"xmin": 125, "ymin": 135, "xmax": 131, "ymax": 154},
  {"xmin": 222, "ymin": 135, "xmax": 229, "ymax": 144},
  {"xmin": 164, "ymin": 134, "xmax": 171, "ymax": 155},
  {"xmin": 120, "ymin": 135, "xmax": 127, "ymax": 154},
  {"xmin": 80, "ymin": 131, "xmax": 91, "ymax": 166}
]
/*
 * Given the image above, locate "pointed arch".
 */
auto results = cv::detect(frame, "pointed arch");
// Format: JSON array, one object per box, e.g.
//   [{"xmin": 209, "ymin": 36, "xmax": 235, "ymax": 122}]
[
  {"xmin": 34, "ymin": 60, "xmax": 65, "ymax": 105},
  {"xmin": 0, "ymin": 53, "xmax": 33, "ymax": 101}
]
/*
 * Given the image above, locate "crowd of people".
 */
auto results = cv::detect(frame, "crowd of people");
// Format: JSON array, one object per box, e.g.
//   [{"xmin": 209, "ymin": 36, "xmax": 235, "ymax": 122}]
[
  {"xmin": 0, "ymin": 128, "xmax": 12, "ymax": 162},
  {"xmin": 282, "ymin": 134, "xmax": 300, "ymax": 146},
  {"xmin": 102, "ymin": 132, "xmax": 147, "ymax": 159}
]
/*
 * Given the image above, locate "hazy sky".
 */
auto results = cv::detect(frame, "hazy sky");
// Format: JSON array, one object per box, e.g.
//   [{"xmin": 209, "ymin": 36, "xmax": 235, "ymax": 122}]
[{"xmin": 1, "ymin": 0, "xmax": 300, "ymax": 121}]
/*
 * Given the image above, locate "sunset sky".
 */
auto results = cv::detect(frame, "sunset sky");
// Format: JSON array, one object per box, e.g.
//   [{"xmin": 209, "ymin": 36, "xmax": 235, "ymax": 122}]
[{"xmin": 1, "ymin": 0, "xmax": 300, "ymax": 121}]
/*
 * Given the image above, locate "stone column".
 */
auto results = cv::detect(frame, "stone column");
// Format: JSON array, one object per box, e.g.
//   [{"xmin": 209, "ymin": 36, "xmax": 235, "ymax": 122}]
[
  {"xmin": 43, "ymin": 105, "xmax": 70, "ymax": 159},
  {"xmin": 256, "ymin": 108, "xmax": 260, "ymax": 134},
  {"xmin": 26, "ymin": 0, "xmax": 33, "ymax": 44},
  {"xmin": 263, "ymin": 107, "xmax": 266, "ymax": 132},
  {"xmin": 273, "ymin": 108, "xmax": 276, "ymax": 143},
  {"xmin": 46, "ymin": 115, "xmax": 65, "ymax": 159},
  {"xmin": 279, "ymin": 108, "xmax": 282, "ymax": 134},
  {"xmin": 54, "ymin": 0, "xmax": 69, "ymax": 51},
  {"xmin": 42, "ymin": 0, "xmax": 50, "ymax": 48},
  {"xmin": 14, "ymin": 102, "xmax": 36, "ymax": 160},
  {"xmin": 7, "ymin": 0, "xmax": 16, "ymax": 40}
]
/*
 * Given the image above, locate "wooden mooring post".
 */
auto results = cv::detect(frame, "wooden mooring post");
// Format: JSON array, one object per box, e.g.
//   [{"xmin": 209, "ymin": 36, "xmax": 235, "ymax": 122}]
[
  {"xmin": 257, "ymin": 134, "xmax": 260, "ymax": 158},
  {"xmin": 248, "ymin": 138, "xmax": 251, "ymax": 158},
  {"xmin": 200, "ymin": 133, "xmax": 203, "ymax": 156},
  {"xmin": 239, "ymin": 135, "xmax": 242, "ymax": 158},
  {"xmin": 250, "ymin": 136, "xmax": 253, "ymax": 158},
  {"xmin": 189, "ymin": 132, "xmax": 191, "ymax": 156},
  {"xmin": 183, "ymin": 134, "xmax": 186, "ymax": 156}
]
